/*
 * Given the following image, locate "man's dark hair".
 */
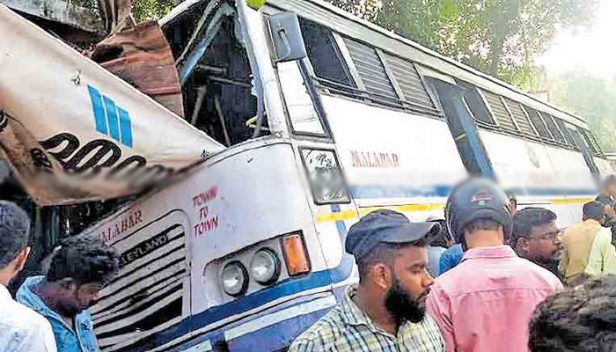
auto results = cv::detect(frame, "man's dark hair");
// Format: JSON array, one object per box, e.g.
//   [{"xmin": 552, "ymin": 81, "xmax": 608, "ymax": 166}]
[
  {"xmin": 46, "ymin": 236, "xmax": 120, "ymax": 285},
  {"xmin": 529, "ymin": 275, "xmax": 616, "ymax": 352},
  {"xmin": 583, "ymin": 201, "xmax": 604, "ymax": 221},
  {"xmin": 511, "ymin": 207, "xmax": 557, "ymax": 246},
  {"xmin": 429, "ymin": 220, "xmax": 450, "ymax": 248},
  {"xmin": 0, "ymin": 201, "xmax": 30, "ymax": 268},
  {"xmin": 465, "ymin": 219, "xmax": 501, "ymax": 233},
  {"xmin": 357, "ymin": 239, "xmax": 427, "ymax": 282}
]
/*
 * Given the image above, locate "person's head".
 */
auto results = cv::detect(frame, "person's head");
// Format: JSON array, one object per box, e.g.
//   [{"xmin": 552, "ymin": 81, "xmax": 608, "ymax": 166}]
[
  {"xmin": 511, "ymin": 207, "xmax": 560, "ymax": 264},
  {"xmin": 582, "ymin": 201, "xmax": 604, "ymax": 223},
  {"xmin": 529, "ymin": 275, "xmax": 616, "ymax": 352},
  {"xmin": 346, "ymin": 210, "xmax": 440, "ymax": 324},
  {"xmin": 426, "ymin": 217, "xmax": 452, "ymax": 248},
  {"xmin": 0, "ymin": 201, "xmax": 31, "ymax": 285},
  {"xmin": 445, "ymin": 177, "xmax": 513, "ymax": 249},
  {"xmin": 507, "ymin": 191, "xmax": 518, "ymax": 216},
  {"xmin": 602, "ymin": 175, "xmax": 616, "ymax": 197},
  {"xmin": 45, "ymin": 237, "xmax": 120, "ymax": 316}
]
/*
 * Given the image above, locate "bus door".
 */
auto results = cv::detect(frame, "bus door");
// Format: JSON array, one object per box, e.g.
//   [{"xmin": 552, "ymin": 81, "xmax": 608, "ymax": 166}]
[{"xmin": 424, "ymin": 76, "xmax": 495, "ymax": 178}]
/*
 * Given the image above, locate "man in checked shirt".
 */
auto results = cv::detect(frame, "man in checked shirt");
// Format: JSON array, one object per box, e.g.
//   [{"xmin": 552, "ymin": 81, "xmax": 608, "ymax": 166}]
[{"xmin": 289, "ymin": 210, "xmax": 445, "ymax": 352}]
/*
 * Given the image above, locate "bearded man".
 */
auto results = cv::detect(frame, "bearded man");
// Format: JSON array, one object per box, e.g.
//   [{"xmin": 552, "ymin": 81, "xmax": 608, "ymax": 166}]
[{"xmin": 289, "ymin": 210, "xmax": 445, "ymax": 352}]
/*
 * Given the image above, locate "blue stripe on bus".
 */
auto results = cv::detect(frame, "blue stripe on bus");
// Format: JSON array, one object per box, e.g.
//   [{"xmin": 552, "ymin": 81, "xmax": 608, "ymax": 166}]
[
  {"xmin": 349, "ymin": 185, "xmax": 451, "ymax": 199},
  {"xmin": 349, "ymin": 185, "xmax": 596, "ymax": 199},
  {"xmin": 117, "ymin": 107, "xmax": 133, "ymax": 147},
  {"xmin": 331, "ymin": 204, "xmax": 348, "ymax": 237},
  {"xmin": 507, "ymin": 187, "xmax": 595, "ymax": 197},
  {"xmin": 119, "ymin": 270, "xmax": 335, "ymax": 351},
  {"xmin": 166, "ymin": 294, "xmax": 333, "ymax": 352},
  {"xmin": 102, "ymin": 95, "xmax": 121, "ymax": 142},
  {"xmin": 87, "ymin": 85, "xmax": 108, "ymax": 135},
  {"xmin": 329, "ymin": 204, "xmax": 355, "ymax": 283},
  {"xmin": 227, "ymin": 309, "xmax": 330, "ymax": 352}
]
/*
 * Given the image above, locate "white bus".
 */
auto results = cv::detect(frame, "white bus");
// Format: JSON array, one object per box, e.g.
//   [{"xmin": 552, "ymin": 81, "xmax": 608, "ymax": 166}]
[{"xmin": 49, "ymin": 0, "xmax": 613, "ymax": 351}]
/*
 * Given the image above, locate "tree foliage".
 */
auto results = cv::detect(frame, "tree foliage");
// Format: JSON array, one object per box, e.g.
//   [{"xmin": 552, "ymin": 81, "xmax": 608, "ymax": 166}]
[
  {"xmin": 132, "ymin": 0, "xmax": 176, "ymax": 23},
  {"xmin": 552, "ymin": 73, "xmax": 616, "ymax": 152},
  {"xmin": 326, "ymin": 0, "xmax": 597, "ymax": 88}
]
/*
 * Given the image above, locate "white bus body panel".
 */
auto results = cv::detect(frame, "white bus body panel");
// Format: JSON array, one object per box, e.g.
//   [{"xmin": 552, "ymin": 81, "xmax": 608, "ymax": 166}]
[
  {"xmin": 480, "ymin": 130, "xmax": 595, "ymax": 226},
  {"xmin": 322, "ymin": 96, "xmax": 467, "ymax": 212}
]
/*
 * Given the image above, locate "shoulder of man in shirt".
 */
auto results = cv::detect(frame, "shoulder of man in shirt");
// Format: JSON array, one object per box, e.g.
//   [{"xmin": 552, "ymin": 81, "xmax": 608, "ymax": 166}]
[
  {"xmin": 561, "ymin": 222, "xmax": 587, "ymax": 240},
  {"xmin": 0, "ymin": 286, "xmax": 57, "ymax": 352},
  {"xmin": 16, "ymin": 276, "xmax": 47, "ymax": 311},
  {"xmin": 430, "ymin": 246, "xmax": 562, "ymax": 295},
  {"xmin": 562, "ymin": 220, "xmax": 600, "ymax": 241}
]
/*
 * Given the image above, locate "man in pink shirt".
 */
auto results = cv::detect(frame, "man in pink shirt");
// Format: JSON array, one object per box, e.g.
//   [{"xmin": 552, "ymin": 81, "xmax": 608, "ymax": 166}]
[{"xmin": 426, "ymin": 178, "xmax": 562, "ymax": 352}]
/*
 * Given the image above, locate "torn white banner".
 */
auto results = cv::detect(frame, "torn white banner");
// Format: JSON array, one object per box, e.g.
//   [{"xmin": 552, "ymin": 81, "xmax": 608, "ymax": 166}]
[{"xmin": 0, "ymin": 5, "xmax": 224, "ymax": 205}]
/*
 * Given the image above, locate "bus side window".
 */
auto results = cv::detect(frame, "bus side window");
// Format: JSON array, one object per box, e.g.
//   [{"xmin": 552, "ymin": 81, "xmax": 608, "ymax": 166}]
[
  {"xmin": 455, "ymin": 80, "xmax": 496, "ymax": 127},
  {"xmin": 525, "ymin": 106, "xmax": 553, "ymax": 140},
  {"xmin": 579, "ymin": 128, "xmax": 603, "ymax": 156},
  {"xmin": 542, "ymin": 113, "xmax": 567, "ymax": 145},
  {"xmin": 298, "ymin": 19, "xmax": 354, "ymax": 89}
]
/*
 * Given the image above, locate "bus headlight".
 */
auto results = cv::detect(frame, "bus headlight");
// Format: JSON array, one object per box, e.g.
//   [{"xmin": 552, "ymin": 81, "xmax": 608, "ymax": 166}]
[
  {"xmin": 250, "ymin": 248, "xmax": 281, "ymax": 285},
  {"xmin": 221, "ymin": 261, "xmax": 249, "ymax": 296}
]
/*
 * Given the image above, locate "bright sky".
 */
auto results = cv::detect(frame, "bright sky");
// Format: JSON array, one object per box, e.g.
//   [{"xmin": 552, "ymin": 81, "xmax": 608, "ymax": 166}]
[{"xmin": 537, "ymin": 0, "xmax": 616, "ymax": 79}]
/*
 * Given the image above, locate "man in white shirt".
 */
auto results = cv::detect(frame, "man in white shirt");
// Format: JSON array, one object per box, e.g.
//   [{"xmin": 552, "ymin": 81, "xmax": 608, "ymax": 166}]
[{"xmin": 0, "ymin": 200, "xmax": 57, "ymax": 351}]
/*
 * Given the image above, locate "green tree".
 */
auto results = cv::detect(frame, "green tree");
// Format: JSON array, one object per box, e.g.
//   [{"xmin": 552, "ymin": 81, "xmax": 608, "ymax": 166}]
[
  {"xmin": 326, "ymin": 0, "xmax": 597, "ymax": 89},
  {"xmin": 327, "ymin": 0, "xmax": 380, "ymax": 19},
  {"xmin": 552, "ymin": 73, "xmax": 616, "ymax": 152},
  {"xmin": 132, "ymin": 0, "xmax": 175, "ymax": 22}
]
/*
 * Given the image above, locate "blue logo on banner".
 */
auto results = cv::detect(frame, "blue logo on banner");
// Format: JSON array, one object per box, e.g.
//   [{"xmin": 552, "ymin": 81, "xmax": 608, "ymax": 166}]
[{"xmin": 87, "ymin": 85, "xmax": 133, "ymax": 148}]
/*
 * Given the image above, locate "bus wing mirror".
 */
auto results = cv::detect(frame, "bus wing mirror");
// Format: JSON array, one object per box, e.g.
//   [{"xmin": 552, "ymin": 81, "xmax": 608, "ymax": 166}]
[{"xmin": 269, "ymin": 12, "xmax": 307, "ymax": 63}]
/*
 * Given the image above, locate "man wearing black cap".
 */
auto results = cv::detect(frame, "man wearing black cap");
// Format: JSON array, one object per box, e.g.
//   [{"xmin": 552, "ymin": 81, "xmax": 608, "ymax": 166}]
[
  {"xmin": 426, "ymin": 178, "xmax": 562, "ymax": 352},
  {"xmin": 289, "ymin": 210, "xmax": 444, "ymax": 352}
]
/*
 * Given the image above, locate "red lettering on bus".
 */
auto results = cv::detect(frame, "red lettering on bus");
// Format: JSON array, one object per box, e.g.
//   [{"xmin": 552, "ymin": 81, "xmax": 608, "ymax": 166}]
[
  {"xmin": 99, "ymin": 209, "xmax": 144, "ymax": 243},
  {"xmin": 193, "ymin": 215, "xmax": 220, "ymax": 236},
  {"xmin": 192, "ymin": 186, "xmax": 218, "ymax": 207},
  {"xmin": 350, "ymin": 150, "xmax": 401, "ymax": 168}
]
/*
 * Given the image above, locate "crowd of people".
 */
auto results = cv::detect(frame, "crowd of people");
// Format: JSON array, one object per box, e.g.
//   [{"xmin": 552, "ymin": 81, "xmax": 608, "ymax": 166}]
[
  {"xmin": 3, "ymin": 177, "xmax": 616, "ymax": 351},
  {"xmin": 291, "ymin": 177, "xmax": 616, "ymax": 352}
]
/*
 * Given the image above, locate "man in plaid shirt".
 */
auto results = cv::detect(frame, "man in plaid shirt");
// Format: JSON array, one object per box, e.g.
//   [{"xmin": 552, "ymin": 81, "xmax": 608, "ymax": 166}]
[{"xmin": 289, "ymin": 210, "xmax": 445, "ymax": 352}]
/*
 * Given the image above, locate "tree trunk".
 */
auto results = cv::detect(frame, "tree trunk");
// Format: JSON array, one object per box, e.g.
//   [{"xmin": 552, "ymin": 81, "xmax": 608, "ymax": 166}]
[{"xmin": 489, "ymin": 37, "xmax": 504, "ymax": 76}]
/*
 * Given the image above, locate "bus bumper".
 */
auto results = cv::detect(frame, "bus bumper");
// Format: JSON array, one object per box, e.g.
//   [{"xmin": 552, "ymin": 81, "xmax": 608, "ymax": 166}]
[{"xmin": 183, "ymin": 291, "xmax": 338, "ymax": 352}]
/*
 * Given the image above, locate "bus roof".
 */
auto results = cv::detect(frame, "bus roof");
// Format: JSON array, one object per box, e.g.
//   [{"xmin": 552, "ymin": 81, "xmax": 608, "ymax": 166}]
[{"xmin": 268, "ymin": 0, "xmax": 588, "ymax": 128}]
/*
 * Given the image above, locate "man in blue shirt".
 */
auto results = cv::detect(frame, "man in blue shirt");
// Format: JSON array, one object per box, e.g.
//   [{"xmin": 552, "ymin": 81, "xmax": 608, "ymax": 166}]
[
  {"xmin": 426, "ymin": 217, "xmax": 452, "ymax": 278},
  {"xmin": 17, "ymin": 237, "xmax": 119, "ymax": 352},
  {"xmin": 438, "ymin": 244, "xmax": 463, "ymax": 275}
]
